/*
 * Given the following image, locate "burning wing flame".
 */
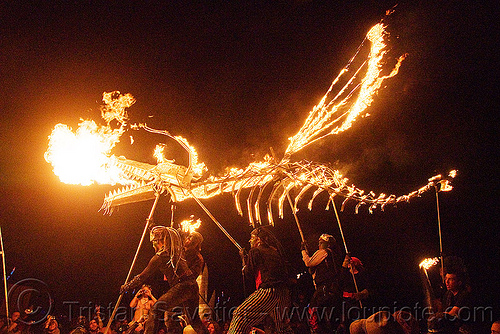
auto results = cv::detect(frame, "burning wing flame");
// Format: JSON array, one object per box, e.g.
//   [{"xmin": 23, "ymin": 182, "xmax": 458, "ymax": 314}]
[
  {"xmin": 45, "ymin": 22, "xmax": 456, "ymax": 226},
  {"xmin": 285, "ymin": 23, "xmax": 406, "ymax": 157}
]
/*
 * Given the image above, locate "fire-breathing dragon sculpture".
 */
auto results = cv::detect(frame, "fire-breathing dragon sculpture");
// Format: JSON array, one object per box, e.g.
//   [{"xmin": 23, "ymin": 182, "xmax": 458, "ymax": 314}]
[{"xmin": 45, "ymin": 22, "xmax": 456, "ymax": 227}]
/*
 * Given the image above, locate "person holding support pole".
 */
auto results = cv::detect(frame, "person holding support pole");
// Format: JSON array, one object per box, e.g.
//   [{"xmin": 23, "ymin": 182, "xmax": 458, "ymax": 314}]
[
  {"xmin": 119, "ymin": 226, "xmax": 207, "ymax": 334},
  {"xmin": 228, "ymin": 226, "xmax": 294, "ymax": 334},
  {"xmin": 338, "ymin": 254, "xmax": 371, "ymax": 333},
  {"xmin": 301, "ymin": 234, "xmax": 342, "ymax": 334}
]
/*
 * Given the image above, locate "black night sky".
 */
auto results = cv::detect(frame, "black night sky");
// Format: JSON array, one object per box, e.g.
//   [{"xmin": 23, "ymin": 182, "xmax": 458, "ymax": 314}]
[{"xmin": 0, "ymin": 0, "xmax": 498, "ymax": 328}]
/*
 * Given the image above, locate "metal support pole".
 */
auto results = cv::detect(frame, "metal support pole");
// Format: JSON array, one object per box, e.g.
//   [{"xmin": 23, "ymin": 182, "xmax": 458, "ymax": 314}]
[
  {"xmin": 331, "ymin": 197, "xmax": 362, "ymax": 308},
  {"xmin": 286, "ymin": 194, "xmax": 308, "ymax": 253},
  {"xmin": 189, "ymin": 192, "xmax": 242, "ymax": 251},
  {"xmin": 0, "ymin": 226, "xmax": 9, "ymax": 323},
  {"xmin": 435, "ymin": 189, "xmax": 445, "ymax": 283},
  {"xmin": 188, "ymin": 191, "xmax": 247, "ymax": 297},
  {"xmin": 104, "ymin": 193, "xmax": 161, "ymax": 334}
]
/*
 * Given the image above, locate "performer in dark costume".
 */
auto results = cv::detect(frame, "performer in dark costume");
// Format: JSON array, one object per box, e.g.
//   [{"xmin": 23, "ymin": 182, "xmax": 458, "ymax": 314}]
[
  {"xmin": 338, "ymin": 255, "xmax": 371, "ymax": 333},
  {"xmin": 120, "ymin": 226, "xmax": 208, "ymax": 334},
  {"xmin": 301, "ymin": 234, "xmax": 342, "ymax": 334},
  {"xmin": 228, "ymin": 226, "xmax": 294, "ymax": 334},
  {"xmin": 429, "ymin": 257, "xmax": 478, "ymax": 334},
  {"xmin": 184, "ymin": 231, "xmax": 205, "ymax": 278}
]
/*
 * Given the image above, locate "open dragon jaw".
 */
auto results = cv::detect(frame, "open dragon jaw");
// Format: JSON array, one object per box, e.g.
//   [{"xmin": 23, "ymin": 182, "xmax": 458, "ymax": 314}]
[{"xmin": 44, "ymin": 22, "xmax": 456, "ymax": 227}]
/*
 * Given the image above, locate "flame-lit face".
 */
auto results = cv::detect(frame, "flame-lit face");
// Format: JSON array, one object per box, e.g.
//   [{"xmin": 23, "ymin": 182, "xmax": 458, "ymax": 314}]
[
  {"xmin": 48, "ymin": 321, "xmax": 57, "ymax": 330},
  {"xmin": 445, "ymin": 273, "xmax": 461, "ymax": 292},
  {"xmin": 150, "ymin": 227, "xmax": 166, "ymax": 252},
  {"xmin": 139, "ymin": 286, "xmax": 152, "ymax": 298},
  {"xmin": 184, "ymin": 232, "xmax": 203, "ymax": 250},
  {"xmin": 11, "ymin": 312, "xmax": 20, "ymax": 321},
  {"xmin": 89, "ymin": 319, "xmax": 99, "ymax": 330},
  {"xmin": 152, "ymin": 240, "xmax": 163, "ymax": 252},
  {"xmin": 249, "ymin": 233, "xmax": 260, "ymax": 248}
]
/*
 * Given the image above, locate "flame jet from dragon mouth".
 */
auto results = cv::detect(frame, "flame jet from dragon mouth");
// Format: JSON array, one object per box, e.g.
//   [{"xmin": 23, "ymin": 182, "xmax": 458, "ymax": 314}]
[{"xmin": 46, "ymin": 22, "xmax": 456, "ymax": 226}]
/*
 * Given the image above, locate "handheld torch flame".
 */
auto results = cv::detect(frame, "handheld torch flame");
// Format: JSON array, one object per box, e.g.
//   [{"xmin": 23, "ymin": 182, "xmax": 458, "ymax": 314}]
[
  {"xmin": 419, "ymin": 257, "xmax": 439, "ymax": 270},
  {"xmin": 181, "ymin": 216, "xmax": 202, "ymax": 234},
  {"xmin": 438, "ymin": 180, "xmax": 453, "ymax": 192}
]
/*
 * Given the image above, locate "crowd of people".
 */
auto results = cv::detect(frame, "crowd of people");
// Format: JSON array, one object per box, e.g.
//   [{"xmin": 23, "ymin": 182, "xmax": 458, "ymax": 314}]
[{"xmin": 1, "ymin": 225, "xmax": 497, "ymax": 334}]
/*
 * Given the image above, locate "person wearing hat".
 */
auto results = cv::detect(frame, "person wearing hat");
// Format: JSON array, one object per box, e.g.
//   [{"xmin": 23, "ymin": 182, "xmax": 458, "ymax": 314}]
[
  {"xmin": 228, "ymin": 226, "xmax": 293, "ymax": 334},
  {"xmin": 338, "ymin": 254, "xmax": 372, "ymax": 332},
  {"xmin": 301, "ymin": 234, "xmax": 342, "ymax": 334},
  {"xmin": 120, "ymin": 226, "xmax": 208, "ymax": 334}
]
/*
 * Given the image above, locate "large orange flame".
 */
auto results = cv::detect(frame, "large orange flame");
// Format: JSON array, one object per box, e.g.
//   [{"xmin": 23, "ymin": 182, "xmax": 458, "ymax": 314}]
[
  {"xmin": 285, "ymin": 23, "xmax": 406, "ymax": 157},
  {"xmin": 44, "ymin": 91, "xmax": 205, "ymax": 186},
  {"xmin": 44, "ymin": 120, "xmax": 126, "ymax": 185}
]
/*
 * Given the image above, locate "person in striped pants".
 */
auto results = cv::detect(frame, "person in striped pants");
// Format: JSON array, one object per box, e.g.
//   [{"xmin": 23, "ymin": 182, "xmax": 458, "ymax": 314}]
[{"xmin": 228, "ymin": 226, "xmax": 294, "ymax": 334}]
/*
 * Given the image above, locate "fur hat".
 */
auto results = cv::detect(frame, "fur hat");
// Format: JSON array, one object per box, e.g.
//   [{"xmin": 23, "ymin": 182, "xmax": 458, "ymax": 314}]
[{"xmin": 350, "ymin": 311, "xmax": 406, "ymax": 334}]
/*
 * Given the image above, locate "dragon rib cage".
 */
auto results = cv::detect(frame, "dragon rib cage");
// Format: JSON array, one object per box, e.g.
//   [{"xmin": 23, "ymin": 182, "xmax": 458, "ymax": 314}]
[{"xmin": 101, "ymin": 156, "xmax": 453, "ymax": 226}]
